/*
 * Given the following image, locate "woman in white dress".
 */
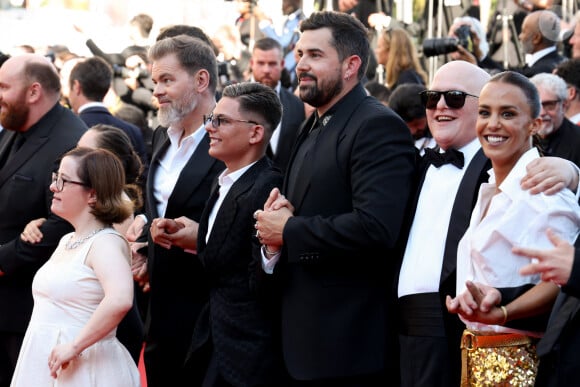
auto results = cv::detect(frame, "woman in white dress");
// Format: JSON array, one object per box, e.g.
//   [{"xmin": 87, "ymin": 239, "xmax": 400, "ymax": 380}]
[
  {"xmin": 11, "ymin": 147, "xmax": 140, "ymax": 386},
  {"xmin": 445, "ymin": 71, "xmax": 580, "ymax": 386}
]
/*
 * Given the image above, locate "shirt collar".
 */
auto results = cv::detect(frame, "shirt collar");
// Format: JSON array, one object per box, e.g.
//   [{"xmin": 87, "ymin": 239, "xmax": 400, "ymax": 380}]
[
  {"xmin": 167, "ymin": 122, "xmax": 206, "ymax": 146},
  {"xmin": 526, "ymin": 46, "xmax": 556, "ymax": 67},
  {"xmin": 78, "ymin": 101, "xmax": 107, "ymax": 114},
  {"xmin": 489, "ymin": 147, "xmax": 539, "ymax": 198}
]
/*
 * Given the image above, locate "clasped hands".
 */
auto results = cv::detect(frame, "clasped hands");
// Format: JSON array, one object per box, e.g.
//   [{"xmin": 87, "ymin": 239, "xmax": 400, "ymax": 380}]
[
  {"xmin": 446, "ymin": 281, "xmax": 506, "ymax": 326},
  {"xmin": 253, "ymin": 188, "xmax": 294, "ymax": 256}
]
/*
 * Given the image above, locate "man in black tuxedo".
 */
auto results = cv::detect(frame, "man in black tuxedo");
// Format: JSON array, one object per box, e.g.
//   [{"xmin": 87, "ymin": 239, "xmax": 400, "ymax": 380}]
[
  {"xmin": 0, "ymin": 54, "xmax": 87, "ymax": 386},
  {"xmin": 125, "ymin": 35, "xmax": 225, "ymax": 387},
  {"xmin": 67, "ymin": 56, "xmax": 149, "ymax": 176},
  {"xmin": 249, "ymin": 37, "xmax": 305, "ymax": 173},
  {"xmin": 396, "ymin": 60, "xmax": 492, "ymax": 387},
  {"xmin": 519, "ymin": 9, "xmax": 567, "ymax": 77},
  {"xmin": 255, "ymin": 11, "xmax": 416, "ymax": 385}
]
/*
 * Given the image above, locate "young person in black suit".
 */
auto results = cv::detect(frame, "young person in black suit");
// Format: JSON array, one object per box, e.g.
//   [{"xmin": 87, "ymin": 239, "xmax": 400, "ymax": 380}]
[
  {"xmin": 124, "ymin": 35, "xmax": 225, "ymax": 386},
  {"xmin": 0, "ymin": 53, "xmax": 87, "ymax": 387},
  {"xmin": 254, "ymin": 10, "xmax": 416, "ymax": 385},
  {"xmin": 154, "ymin": 82, "xmax": 287, "ymax": 386}
]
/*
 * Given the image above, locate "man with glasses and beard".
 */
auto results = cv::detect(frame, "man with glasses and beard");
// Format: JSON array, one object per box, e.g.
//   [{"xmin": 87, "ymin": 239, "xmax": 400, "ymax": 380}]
[
  {"xmin": 531, "ymin": 73, "xmax": 580, "ymax": 168},
  {"xmin": 254, "ymin": 11, "xmax": 416, "ymax": 385},
  {"xmin": 124, "ymin": 35, "xmax": 224, "ymax": 386}
]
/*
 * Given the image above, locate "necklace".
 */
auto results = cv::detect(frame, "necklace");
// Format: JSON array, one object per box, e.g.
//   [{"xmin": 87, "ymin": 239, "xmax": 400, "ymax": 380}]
[{"xmin": 65, "ymin": 228, "xmax": 107, "ymax": 250}]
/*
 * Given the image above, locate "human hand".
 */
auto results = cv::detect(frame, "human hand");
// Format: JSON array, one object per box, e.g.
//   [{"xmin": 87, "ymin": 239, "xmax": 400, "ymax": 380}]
[
  {"xmin": 263, "ymin": 188, "xmax": 293, "ymax": 212},
  {"xmin": 48, "ymin": 342, "xmax": 80, "ymax": 378},
  {"xmin": 254, "ymin": 205, "xmax": 293, "ymax": 249},
  {"xmin": 150, "ymin": 218, "xmax": 184, "ymax": 249},
  {"xmin": 446, "ymin": 281, "xmax": 503, "ymax": 324},
  {"xmin": 164, "ymin": 216, "xmax": 198, "ymax": 252},
  {"xmin": 130, "ymin": 242, "xmax": 150, "ymax": 292},
  {"xmin": 521, "ymin": 157, "xmax": 578, "ymax": 195},
  {"xmin": 125, "ymin": 215, "xmax": 146, "ymax": 242},
  {"xmin": 516, "ymin": 228, "xmax": 575, "ymax": 286},
  {"xmin": 450, "ymin": 45, "xmax": 477, "ymax": 65},
  {"xmin": 20, "ymin": 218, "xmax": 46, "ymax": 244}
]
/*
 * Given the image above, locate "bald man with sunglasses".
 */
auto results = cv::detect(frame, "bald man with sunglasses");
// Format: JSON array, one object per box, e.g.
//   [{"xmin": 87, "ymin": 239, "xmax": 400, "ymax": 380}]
[{"xmin": 396, "ymin": 61, "xmax": 580, "ymax": 387}]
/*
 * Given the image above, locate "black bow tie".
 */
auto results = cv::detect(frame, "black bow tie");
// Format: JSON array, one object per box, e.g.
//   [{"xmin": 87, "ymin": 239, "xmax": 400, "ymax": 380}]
[{"xmin": 423, "ymin": 147, "xmax": 464, "ymax": 169}]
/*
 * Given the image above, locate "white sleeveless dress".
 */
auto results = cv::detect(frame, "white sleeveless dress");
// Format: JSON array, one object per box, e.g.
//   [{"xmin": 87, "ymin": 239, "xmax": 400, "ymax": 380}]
[{"xmin": 10, "ymin": 229, "xmax": 140, "ymax": 387}]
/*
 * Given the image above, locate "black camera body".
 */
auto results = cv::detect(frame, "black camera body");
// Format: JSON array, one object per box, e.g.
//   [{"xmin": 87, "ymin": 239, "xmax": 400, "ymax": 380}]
[{"xmin": 422, "ymin": 24, "xmax": 473, "ymax": 57}]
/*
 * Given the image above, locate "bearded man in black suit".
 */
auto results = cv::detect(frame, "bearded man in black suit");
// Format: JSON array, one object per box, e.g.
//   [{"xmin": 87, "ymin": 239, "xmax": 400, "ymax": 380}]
[{"xmin": 255, "ymin": 11, "xmax": 416, "ymax": 385}]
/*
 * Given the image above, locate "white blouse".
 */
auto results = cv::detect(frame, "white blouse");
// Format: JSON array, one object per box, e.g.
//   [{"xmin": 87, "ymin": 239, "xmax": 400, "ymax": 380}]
[{"xmin": 456, "ymin": 147, "xmax": 580, "ymax": 335}]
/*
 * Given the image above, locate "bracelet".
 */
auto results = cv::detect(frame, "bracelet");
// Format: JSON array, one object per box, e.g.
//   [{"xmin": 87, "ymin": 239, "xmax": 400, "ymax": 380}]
[
  {"xmin": 263, "ymin": 245, "xmax": 280, "ymax": 256},
  {"xmin": 500, "ymin": 305, "xmax": 508, "ymax": 325}
]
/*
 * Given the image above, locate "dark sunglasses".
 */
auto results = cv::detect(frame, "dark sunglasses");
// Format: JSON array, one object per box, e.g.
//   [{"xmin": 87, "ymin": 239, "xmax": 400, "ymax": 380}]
[{"xmin": 420, "ymin": 90, "xmax": 479, "ymax": 110}]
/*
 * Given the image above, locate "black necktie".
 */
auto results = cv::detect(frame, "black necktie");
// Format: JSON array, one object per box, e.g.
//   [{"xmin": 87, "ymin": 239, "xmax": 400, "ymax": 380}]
[{"xmin": 423, "ymin": 147, "xmax": 464, "ymax": 169}]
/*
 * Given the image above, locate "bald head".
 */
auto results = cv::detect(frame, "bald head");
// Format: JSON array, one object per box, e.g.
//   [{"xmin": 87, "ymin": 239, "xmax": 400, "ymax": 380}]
[
  {"xmin": 427, "ymin": 61, "xmax": 491, "ymax": 150},
  {"xmin": 520, "ymin": 10, "xmax": 560, "ymax": 53},
  {"xmin": 1, "ymin": 53, "xmax": 61, "ymax": 96},
  {"xmin": 433, "ymin": 61, "xmax": 491, "ymax": 96},
  {"xmin": 0, "ymin": 53, "xmax": 62, "ymax": 131}
]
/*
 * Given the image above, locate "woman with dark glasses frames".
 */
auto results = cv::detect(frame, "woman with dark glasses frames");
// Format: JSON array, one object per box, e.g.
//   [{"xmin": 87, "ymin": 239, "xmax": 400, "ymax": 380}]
[
  {"xmin": 10, "ymin": 148, "xmax": 140, "ymax": 386},
  {"xmin": 446, "ymin": 71, "xmax": 580, "ymax": 386}
]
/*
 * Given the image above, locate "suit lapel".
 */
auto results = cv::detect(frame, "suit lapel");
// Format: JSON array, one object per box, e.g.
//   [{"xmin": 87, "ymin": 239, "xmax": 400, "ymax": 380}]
[
  {"xmin": 165, "ymin": 133, "xmax": 218, "ymax": 216},
  {"xmin": 440, "ymin": 148, "xmax": 489, "ymax": 286},
  {"xmin": 202, "ymin": 159, "xmax": 268, "ymax": 262},
  {"xmin": 0, "ymin": 130, "xmax": 50, "ymax": 187},
  {"xmin": 146, "ymin": 130, "xmax": 170, "ymax": 219}
]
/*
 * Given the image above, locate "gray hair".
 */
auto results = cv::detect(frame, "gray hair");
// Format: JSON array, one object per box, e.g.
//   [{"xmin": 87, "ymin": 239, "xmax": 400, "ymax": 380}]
[{"xmin": 530, "ymin": 72, "xmax": 568, "ymax": 101}]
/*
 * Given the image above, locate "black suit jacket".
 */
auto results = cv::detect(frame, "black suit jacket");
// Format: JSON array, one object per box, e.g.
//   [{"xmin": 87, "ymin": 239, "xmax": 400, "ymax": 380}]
[
  {"xmin": 278, "ymin": 83, "xmax": 416, "ymax": 380},
  {"xmin": 0, "ymin": 103, "xmax": 87, "ymax": 332},
  {"xmin": 190, "ymin": 157, "xmax": 285, "ymax": 385},
  {"xmin": 535, "ymin": 237, "xmax": 580, "ymax": 387},
  {"xmin": 536, "ymin": 118, "xmax": 580, "ymax": 169},
  {"xmin": 143, "ymin": 126, "xmax": 224, "ymax": 375},
  {"xmin": 79, "ymin": 105, "xmax": 149, "ymax": 171},
  {"xmin": 270, "ymin": 87, "xmax": 305, "ymax": 173},
  {"xmin": 521, "ymin": 50, "xmax": 567, "ymax": 78}
]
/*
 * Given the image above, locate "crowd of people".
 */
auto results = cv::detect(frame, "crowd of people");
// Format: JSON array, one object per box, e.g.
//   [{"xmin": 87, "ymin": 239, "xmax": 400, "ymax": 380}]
[{"xmin": 1, "ymin": 0, "xmax": 580, "ymax": 386}]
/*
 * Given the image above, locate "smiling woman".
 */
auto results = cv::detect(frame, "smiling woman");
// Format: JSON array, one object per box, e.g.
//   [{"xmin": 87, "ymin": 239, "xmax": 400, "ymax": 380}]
[{"xmin": 447, "ymin": 71, "xmax": 580, "ymax": 386}]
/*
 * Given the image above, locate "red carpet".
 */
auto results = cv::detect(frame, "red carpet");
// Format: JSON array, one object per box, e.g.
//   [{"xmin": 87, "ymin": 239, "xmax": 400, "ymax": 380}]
[{"xmin": 138, "ymin": 344, "xmax": 147, "ymax": 387}]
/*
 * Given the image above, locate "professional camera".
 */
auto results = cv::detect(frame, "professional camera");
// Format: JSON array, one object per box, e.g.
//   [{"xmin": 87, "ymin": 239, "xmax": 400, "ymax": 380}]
[{"xmin": 422, "ymin": 24, "xmax": 473, "ymax": 57}]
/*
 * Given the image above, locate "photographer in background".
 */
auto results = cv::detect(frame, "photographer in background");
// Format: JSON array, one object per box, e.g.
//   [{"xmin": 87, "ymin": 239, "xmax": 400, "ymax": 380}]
[{"xmin": 448, "ymin": 16, "xmax": 503, "ymax": 73}]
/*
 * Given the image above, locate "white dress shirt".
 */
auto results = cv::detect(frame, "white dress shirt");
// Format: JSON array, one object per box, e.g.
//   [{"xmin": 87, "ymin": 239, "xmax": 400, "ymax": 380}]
[
  {"xmin": 205, "ymin": 163, "xmax": 255, "ymax": 242},
  {"xmin": 456, "ymin": 147, "xmax": 580, "ymax": 335},
  {"xmin": 153, "ymin": 124, "xmax": 207, "ymax": 218},
  {"xmin": 398, "ymin": 138, "xmax": 482, "ymax": 297}
]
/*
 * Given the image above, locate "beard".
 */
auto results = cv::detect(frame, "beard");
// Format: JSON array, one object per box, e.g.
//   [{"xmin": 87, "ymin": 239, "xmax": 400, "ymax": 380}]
[
  {"xmin": 298, "ymin": 70, "xmax": 343, "ymax": 108},
  {"xmin": 0, "ymin": 98, "xmax": 29, "ymax": 131},
  {"xmin": 157, "ymin": 88, "xmax": 198, "ymax": 128}
]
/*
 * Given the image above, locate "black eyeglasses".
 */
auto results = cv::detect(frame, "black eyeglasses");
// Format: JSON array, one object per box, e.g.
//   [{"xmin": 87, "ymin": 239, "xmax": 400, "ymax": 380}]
[
  {"xmin": 420, "ymin": 90, "xmax": 479, "ymax": 110},
  {"xmin": 51, "ymin": 172, "xmax": 87, "ymax": 192},
  {"xmin": 203, "ymin": 113, "xmax": 259, "ymax": 129},
  {"xmin": 541, "ymin": 99, "xmax": 561, "ymax": 112}
]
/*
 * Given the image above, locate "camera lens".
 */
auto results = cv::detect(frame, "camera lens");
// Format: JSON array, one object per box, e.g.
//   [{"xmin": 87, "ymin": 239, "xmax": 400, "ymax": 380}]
[{"xmin": 422, "ymin": 37, "xmax": 460, "ymax": 57}]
